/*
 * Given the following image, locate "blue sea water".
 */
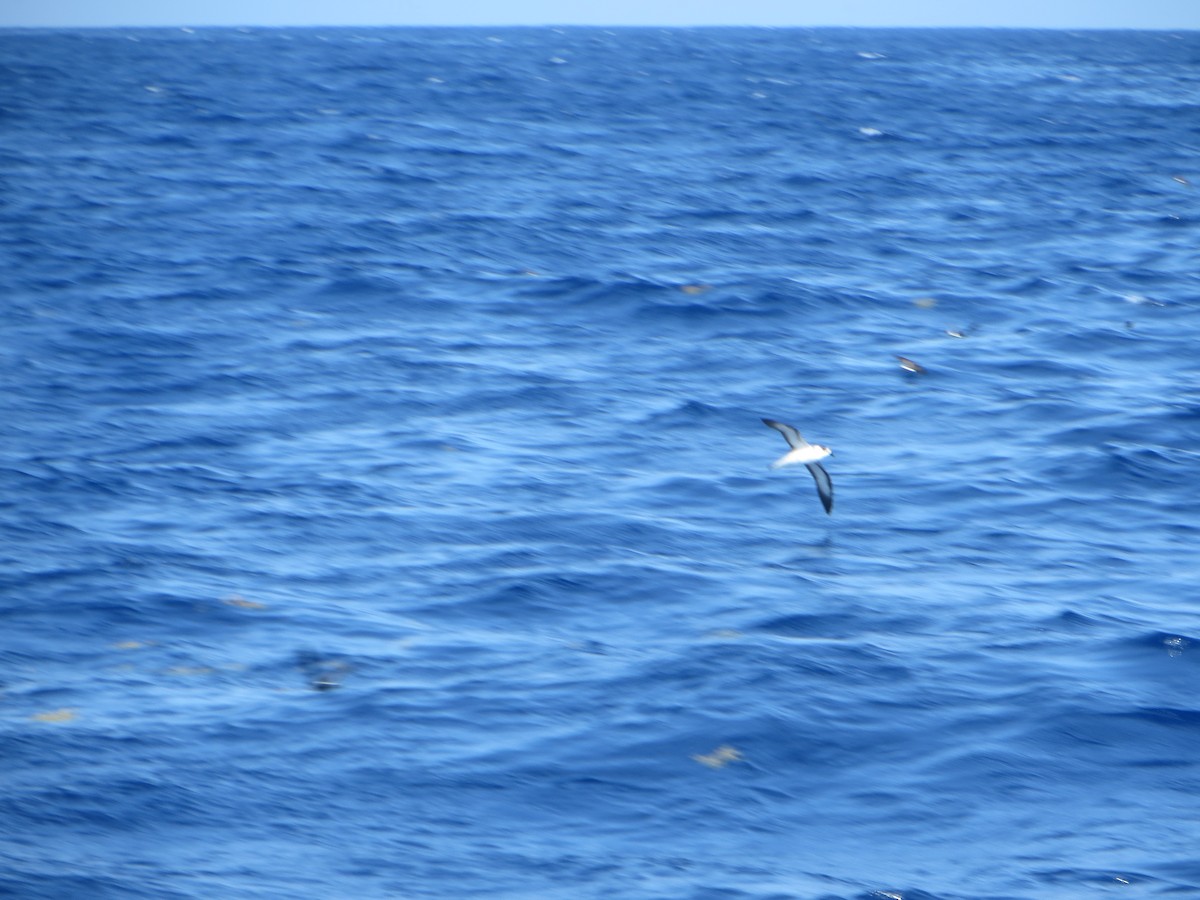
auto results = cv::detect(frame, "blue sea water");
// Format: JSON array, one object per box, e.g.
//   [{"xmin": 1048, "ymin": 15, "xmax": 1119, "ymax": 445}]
[{"xmin": 2, "ymin": 24, "xmax": 1200, "ymax": 899}]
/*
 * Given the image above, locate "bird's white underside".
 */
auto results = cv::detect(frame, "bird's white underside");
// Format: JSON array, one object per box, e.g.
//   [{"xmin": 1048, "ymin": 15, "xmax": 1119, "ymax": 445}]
[{"xmin": 771, "ymin": 445, "xmax": 832, "ymax": 468}]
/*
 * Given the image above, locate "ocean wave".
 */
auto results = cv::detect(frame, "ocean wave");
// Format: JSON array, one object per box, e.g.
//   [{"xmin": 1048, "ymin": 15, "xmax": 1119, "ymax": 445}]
[{"xmin": 4, "ymin": 24, "xmax": 1199, "ymax": 900}]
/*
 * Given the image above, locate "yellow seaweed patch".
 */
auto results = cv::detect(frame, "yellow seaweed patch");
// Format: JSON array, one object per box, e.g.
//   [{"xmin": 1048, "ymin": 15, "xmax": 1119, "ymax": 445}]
[
  {"xmin": 679, "ymin": 284, "xmax": 712, "ymax": 295},
  {"xmin": 912, "ymin": 296, "xmax": 938, "ymax": 309},
  {"xmin": 166, "ymin": 666, "xmax": 215, "ymax": 677},
  {"xmin": 31, "ymin": 708, "xmax": 77, "ymax": 723},
  {"xmin": 692, "ymin": 745, "xmax": 743, "ymax": 769},
  {"xmin": 222, "ymin": 594, "xmax": 267, "ymax": 610}
]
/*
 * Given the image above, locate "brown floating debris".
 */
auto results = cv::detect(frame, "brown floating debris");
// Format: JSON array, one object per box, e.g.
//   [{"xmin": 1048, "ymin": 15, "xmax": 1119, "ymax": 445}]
[{"xmin": 896, "ymin": 356, "xmax": 926, "ymax": 374}]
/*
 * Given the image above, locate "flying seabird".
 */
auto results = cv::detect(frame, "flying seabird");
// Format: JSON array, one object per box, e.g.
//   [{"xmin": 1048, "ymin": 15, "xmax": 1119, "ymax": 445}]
[{"xmin": 762, "ymin": 418, "xmax": 834, "ymax": 514}]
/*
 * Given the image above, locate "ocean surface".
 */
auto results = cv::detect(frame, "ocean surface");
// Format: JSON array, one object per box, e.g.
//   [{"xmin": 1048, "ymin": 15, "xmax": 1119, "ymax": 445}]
[{"xmin": 2, "ymin": 25, "xmax": 1200, "ymax": 899}]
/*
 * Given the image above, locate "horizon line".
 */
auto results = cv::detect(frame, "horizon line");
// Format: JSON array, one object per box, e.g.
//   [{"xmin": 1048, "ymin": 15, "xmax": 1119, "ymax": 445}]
[{"xmin": 2, "ymin": 22, "xmax": 1197, "ymax": 31}]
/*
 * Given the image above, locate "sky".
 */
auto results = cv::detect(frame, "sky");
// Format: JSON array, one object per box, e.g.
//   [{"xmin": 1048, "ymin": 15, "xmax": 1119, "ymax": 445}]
[{"xmin": 2, "ymin": 0, "xmax": 1198, "ymax": 29}]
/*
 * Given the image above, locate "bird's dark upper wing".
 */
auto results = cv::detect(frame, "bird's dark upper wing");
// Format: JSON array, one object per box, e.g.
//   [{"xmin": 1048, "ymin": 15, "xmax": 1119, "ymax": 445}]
[
  {"xmin": 761, "ymin": 418, "xmax": 805, "ymax": 450},
  {"xmin": 805, "ymin": 462, "xmax": 834, "ymax": 515}
]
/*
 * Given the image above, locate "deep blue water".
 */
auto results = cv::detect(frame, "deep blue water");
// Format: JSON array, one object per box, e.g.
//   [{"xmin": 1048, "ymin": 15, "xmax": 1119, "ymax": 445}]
[{"xmin": 3, "ymin": 25, "xmax": 1200, "ymax": 899}]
